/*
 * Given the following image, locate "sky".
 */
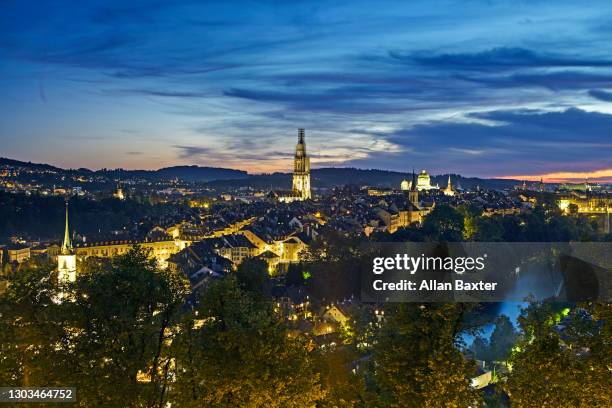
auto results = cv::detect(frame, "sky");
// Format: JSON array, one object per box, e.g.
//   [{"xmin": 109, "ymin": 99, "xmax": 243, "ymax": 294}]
[{"xmin": 1, "ymin": 0, "xmax": 612, "ymax": 181}]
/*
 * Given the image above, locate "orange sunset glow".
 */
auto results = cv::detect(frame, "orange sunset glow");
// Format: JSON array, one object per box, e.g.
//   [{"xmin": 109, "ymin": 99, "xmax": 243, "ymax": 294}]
[{"xmin": 500, "ymin": 168, "xmax": 612, "ymax": 183}]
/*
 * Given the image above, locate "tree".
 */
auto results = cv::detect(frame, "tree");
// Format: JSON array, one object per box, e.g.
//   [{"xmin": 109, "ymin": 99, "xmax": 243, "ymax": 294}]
[
  {"xmin": 285, "ymin": 262, "xmax": 306, "ymax": 286},
  {"xmin": 457, "ymin": 203, "xmax": 482, "ymax": 240},
  {"xmin": 468, "ymin": 315, "xmax": 518, "ymax": 363},
  {"xmin": 303, "ymin": 229, "xmax": 365, "ymax": 302},
  {"xmin": 504, "ymin": 302, "xmax": 611, "ymax": 407},
  {"xmin": 170, "ymin": 276, "xmax": 325, "ymax": 407},
  {"xmin": 422, "ymin": 205, "xmax": 464, "ymax": 242},
  {"xmin": 370, "ymin": 303, "xmax": 481, "ymax": 407},
  {"xmin": 62, "ymin": 246, "xmax": 190, "ymax": 407},
  {"xmin": 315, "ymin": 348, "xmax": 366, "ymax": 408},
  {"xmin": 469, "ymin": 336, "xmax": 492, "ymax": 362},
  {"xmin": 0, "ymin": 257, "xmax": 62, "ymax": 387},
  {"xmin": 568, "ymin": 203, "xmax": 579, "ymax": 215},
  {"xmin": 235, "ymin": 257, "xmax": 271, "ymax": 296},
  {"xmin": 472, "ymin": 217, "xmax": 504, "ymax": 242},
  {"xmin": 488, "ymin": 315, "xmax": 518, "ymax": 361}
]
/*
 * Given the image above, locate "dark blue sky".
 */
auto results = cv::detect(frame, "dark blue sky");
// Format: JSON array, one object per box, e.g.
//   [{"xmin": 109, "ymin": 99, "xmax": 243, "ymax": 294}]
[{"xmin": 1, "ymin": 0, "xmax": 612, "ymax": 181}]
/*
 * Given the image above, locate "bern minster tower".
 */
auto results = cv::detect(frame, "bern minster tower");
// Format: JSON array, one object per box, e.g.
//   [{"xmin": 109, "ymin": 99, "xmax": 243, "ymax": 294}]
[{"xmin": 292, "ymin": 128, "xmax": 311, "ymax": 200}]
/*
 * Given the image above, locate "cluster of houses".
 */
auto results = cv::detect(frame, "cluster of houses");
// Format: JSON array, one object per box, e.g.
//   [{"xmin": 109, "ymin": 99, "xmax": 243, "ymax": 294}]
[{"xmin": 168, "ymin": 208, "xmax": 323, "ymax": 289}]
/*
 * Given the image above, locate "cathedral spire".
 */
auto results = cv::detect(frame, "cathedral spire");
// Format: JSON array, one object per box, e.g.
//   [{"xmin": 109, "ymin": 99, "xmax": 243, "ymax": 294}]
[
  {"xmin": 443, "ymin": 175, "xmax": 456, "ymax": 196},
  {"xmin": 61, "ymin": 201, "xmax": 73, "ymax": 254},
  {"xmin": 292, "ymin": 128, "xmax": 311, "ymax": 200}
]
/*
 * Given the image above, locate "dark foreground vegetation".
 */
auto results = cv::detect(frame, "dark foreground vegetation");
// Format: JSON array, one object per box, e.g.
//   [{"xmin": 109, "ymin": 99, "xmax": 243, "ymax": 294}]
[{"xmin": 1, "ymin": 245, "xmax": 610, "ymax": 407}]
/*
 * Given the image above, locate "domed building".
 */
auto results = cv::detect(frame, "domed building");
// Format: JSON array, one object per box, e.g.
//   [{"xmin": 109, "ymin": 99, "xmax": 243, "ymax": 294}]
[
  {"xmin": 400, "ymin": 179, "xmax": 411, "ymax": 191},
  {"xmin": 416, "ymin": 170, "xmax": 439, "ymax": 191}
]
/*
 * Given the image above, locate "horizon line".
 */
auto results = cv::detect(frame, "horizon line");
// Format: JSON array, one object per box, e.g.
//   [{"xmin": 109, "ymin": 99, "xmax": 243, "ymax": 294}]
[{"xmin": 2, "ymin": 156, "xmax": 611, "ymax": 184}]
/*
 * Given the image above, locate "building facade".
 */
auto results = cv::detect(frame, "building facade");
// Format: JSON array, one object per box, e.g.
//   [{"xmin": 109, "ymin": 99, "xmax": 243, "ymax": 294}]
[{"xmin": 6, "ymin": 244, "xmax": 31, "ymax": 264}]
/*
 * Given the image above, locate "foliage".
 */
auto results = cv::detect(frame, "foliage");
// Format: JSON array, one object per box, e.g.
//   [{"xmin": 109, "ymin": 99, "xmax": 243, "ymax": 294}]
[
  {"xmin": 370, "ymin": 303, "xmax": 481, "ymax": 407},
  {"xmin": 235, "ymin": 257, "xmax": 271, "ymax": 296},
  {"xmin": 422, "ymin": 204, "xmax": 464, "ymax": 242},
  {"xmin": 170, "ymin": 276, "xmax": 325, "ymax": 407},
  {"xmin": 0, "ymin": 191, "xmax": 194, "ymax": 240},
  {"xmin": 315, "ymin": 348, "xmax": 366, "ymax": 408},
  {"xmin": 302, "ymin": 229, "xmax": 365, "ymax": 302},
  {"xmin": 285, "ymin": 262, "xmax": 306, "ymax": 286},
  {"xmin": 0, "ymin": 247, "xmax": 190, "ymax": 407},
  {"xmin": 469, "ymin": 315, "xmax": 518, "ymax": 362},
  {"xmin": 504, "ymin": 302, "xmax": 611, "ymax": 407},
  {"xmin": 0, "ymin": 257, "xmax": 60, "ymax": 387}
]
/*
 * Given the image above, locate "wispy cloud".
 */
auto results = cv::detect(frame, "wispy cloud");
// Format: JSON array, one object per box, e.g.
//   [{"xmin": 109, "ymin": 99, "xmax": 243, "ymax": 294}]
[
  {"xmin": 173, "ymin": 145, "xmax": 212, "ymax": 159},
  {"xmin": 393, "ymin": 47, "xmax": 612, "ymax": 71},
  {"xmin": 2, "ymin": 0, "xmax": 612, "ymax": 176},
  {"xmin": 588, "ymin": 89, "xmax": 612, "ymax": 102}
]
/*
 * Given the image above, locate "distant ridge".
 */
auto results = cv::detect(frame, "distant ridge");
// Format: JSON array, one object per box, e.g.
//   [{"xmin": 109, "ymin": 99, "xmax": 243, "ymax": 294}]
[
  {"xmin": 205, "ymin": 167, "xmax": 521, "ymax": 190},
  {"xmin": 97, "ymin": 165, "xmax": 248, "ymax": 182},
  {"xmin": 0, "ymin": 157, "xmax": 520, "ymax": 189},
  {"xmin": 0, "ymin": 158, "xmax": 248, "ymax": 182}
]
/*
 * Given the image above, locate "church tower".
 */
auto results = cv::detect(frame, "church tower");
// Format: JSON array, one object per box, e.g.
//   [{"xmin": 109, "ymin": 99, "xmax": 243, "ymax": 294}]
[
  {"xmin": 408, "ymin": 169, "xmax": 419, "ymax": 207},
  {"xmin": 57, "ymin": 202, "xmax": 77, "ymax": 283},
  {"xmin": 443, "ymin": 175, "xmax": 456, "ymax": 196},
  {"xmin": 292, "ymin": 128, "xmax": 311, "ymax": 200}
]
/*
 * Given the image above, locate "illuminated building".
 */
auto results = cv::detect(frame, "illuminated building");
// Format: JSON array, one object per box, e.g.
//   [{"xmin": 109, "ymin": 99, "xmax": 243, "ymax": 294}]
[
  {"xmin": 292, "ymin": 128, "xmax": 311, "ymax": 200},
  {"xmin": 398, "ymin": 169, "xmax": 434, "ymax": 226},
  {"xmin": 557, "ymin": 194, "xmax": 611, "ymax": 233},
  {"xmin": 6, "ymin": 243, "xmax": 31, "ymax": 263},
  {"xmin": 559, "ymin": 178, "xmax": 602, "ymax": 192},
  {"xmin": 367, "ymin": 188, "xmax": 394, "ymax": 196},
  {"xmin": 443, "ymin": 175, "xmax": 456, "ymax": 196},
  {"xmin": 57, "ymin": 202, "xmax": 77, "ymax": 283},
  {"xmin": 275, "ymin": 129, "xmax": 312, "ymax": 202},
  {"xmin": 54, "ymin": 204, "xmax": 188, "ymax": 269},
  {"xmin": 113, "ymin": 183, "xmax": 125, "ymax": 200},
  {"xmin": 400, "ymin": 179, "xmax": 410, "ymax": 191},
  {"xmin": 73, "ymin": 239, "xmax": 189, "ymax": 269},
  {"xmin": 416, "ymin": 169, "xmax": 439, "ymax": 191}
]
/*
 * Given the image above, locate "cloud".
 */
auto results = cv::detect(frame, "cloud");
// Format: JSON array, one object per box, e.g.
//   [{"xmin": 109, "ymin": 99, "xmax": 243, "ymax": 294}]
[
  {"xmin": 347, "ymin": 108, "xmax": 612, "ymax": 176},
  {"xmin": 173, "ymin": 145, "xmax": 213, "ymax": 159},
  {"xmin": 392, "ymin": 47, "xmax": 612, "ymax": 71},
  {"xmin": 116, "ymin": 89, "xmax": 212, "ymax": 98},
  {"xmin": 4, "ymin": 1, "xmax": 612, "ymax": 176},
  {"xmin": 588, "ymin": 89, "xmax": 612, "ymax": 102},
  {"xmin": 460, "ymin": 71, "xmax": 612, "ymax": 91},
  {"xmin": 223, "ymin": 83, "xmax": 476, "ymax": 114}
]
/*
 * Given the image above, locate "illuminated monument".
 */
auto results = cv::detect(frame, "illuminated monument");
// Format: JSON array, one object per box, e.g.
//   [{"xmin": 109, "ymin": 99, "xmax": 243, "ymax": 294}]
[
  {"xmin": 292, "ymin": 128, "xmax": 311, "ymax": 200},
  {"xmin": 274, "ymin": 129, "xmax": 311, "ymax": 202},
  {"xmin": 416, "ymin": 169, "xmax": 439, "ymax": 191},
  {"xmin": 57, "ymin": 202, "xmax": 77, "ymax": 283},
  {"xmin": 443, "ymin": 175, "xmax": 456, "ymax": 196}
]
